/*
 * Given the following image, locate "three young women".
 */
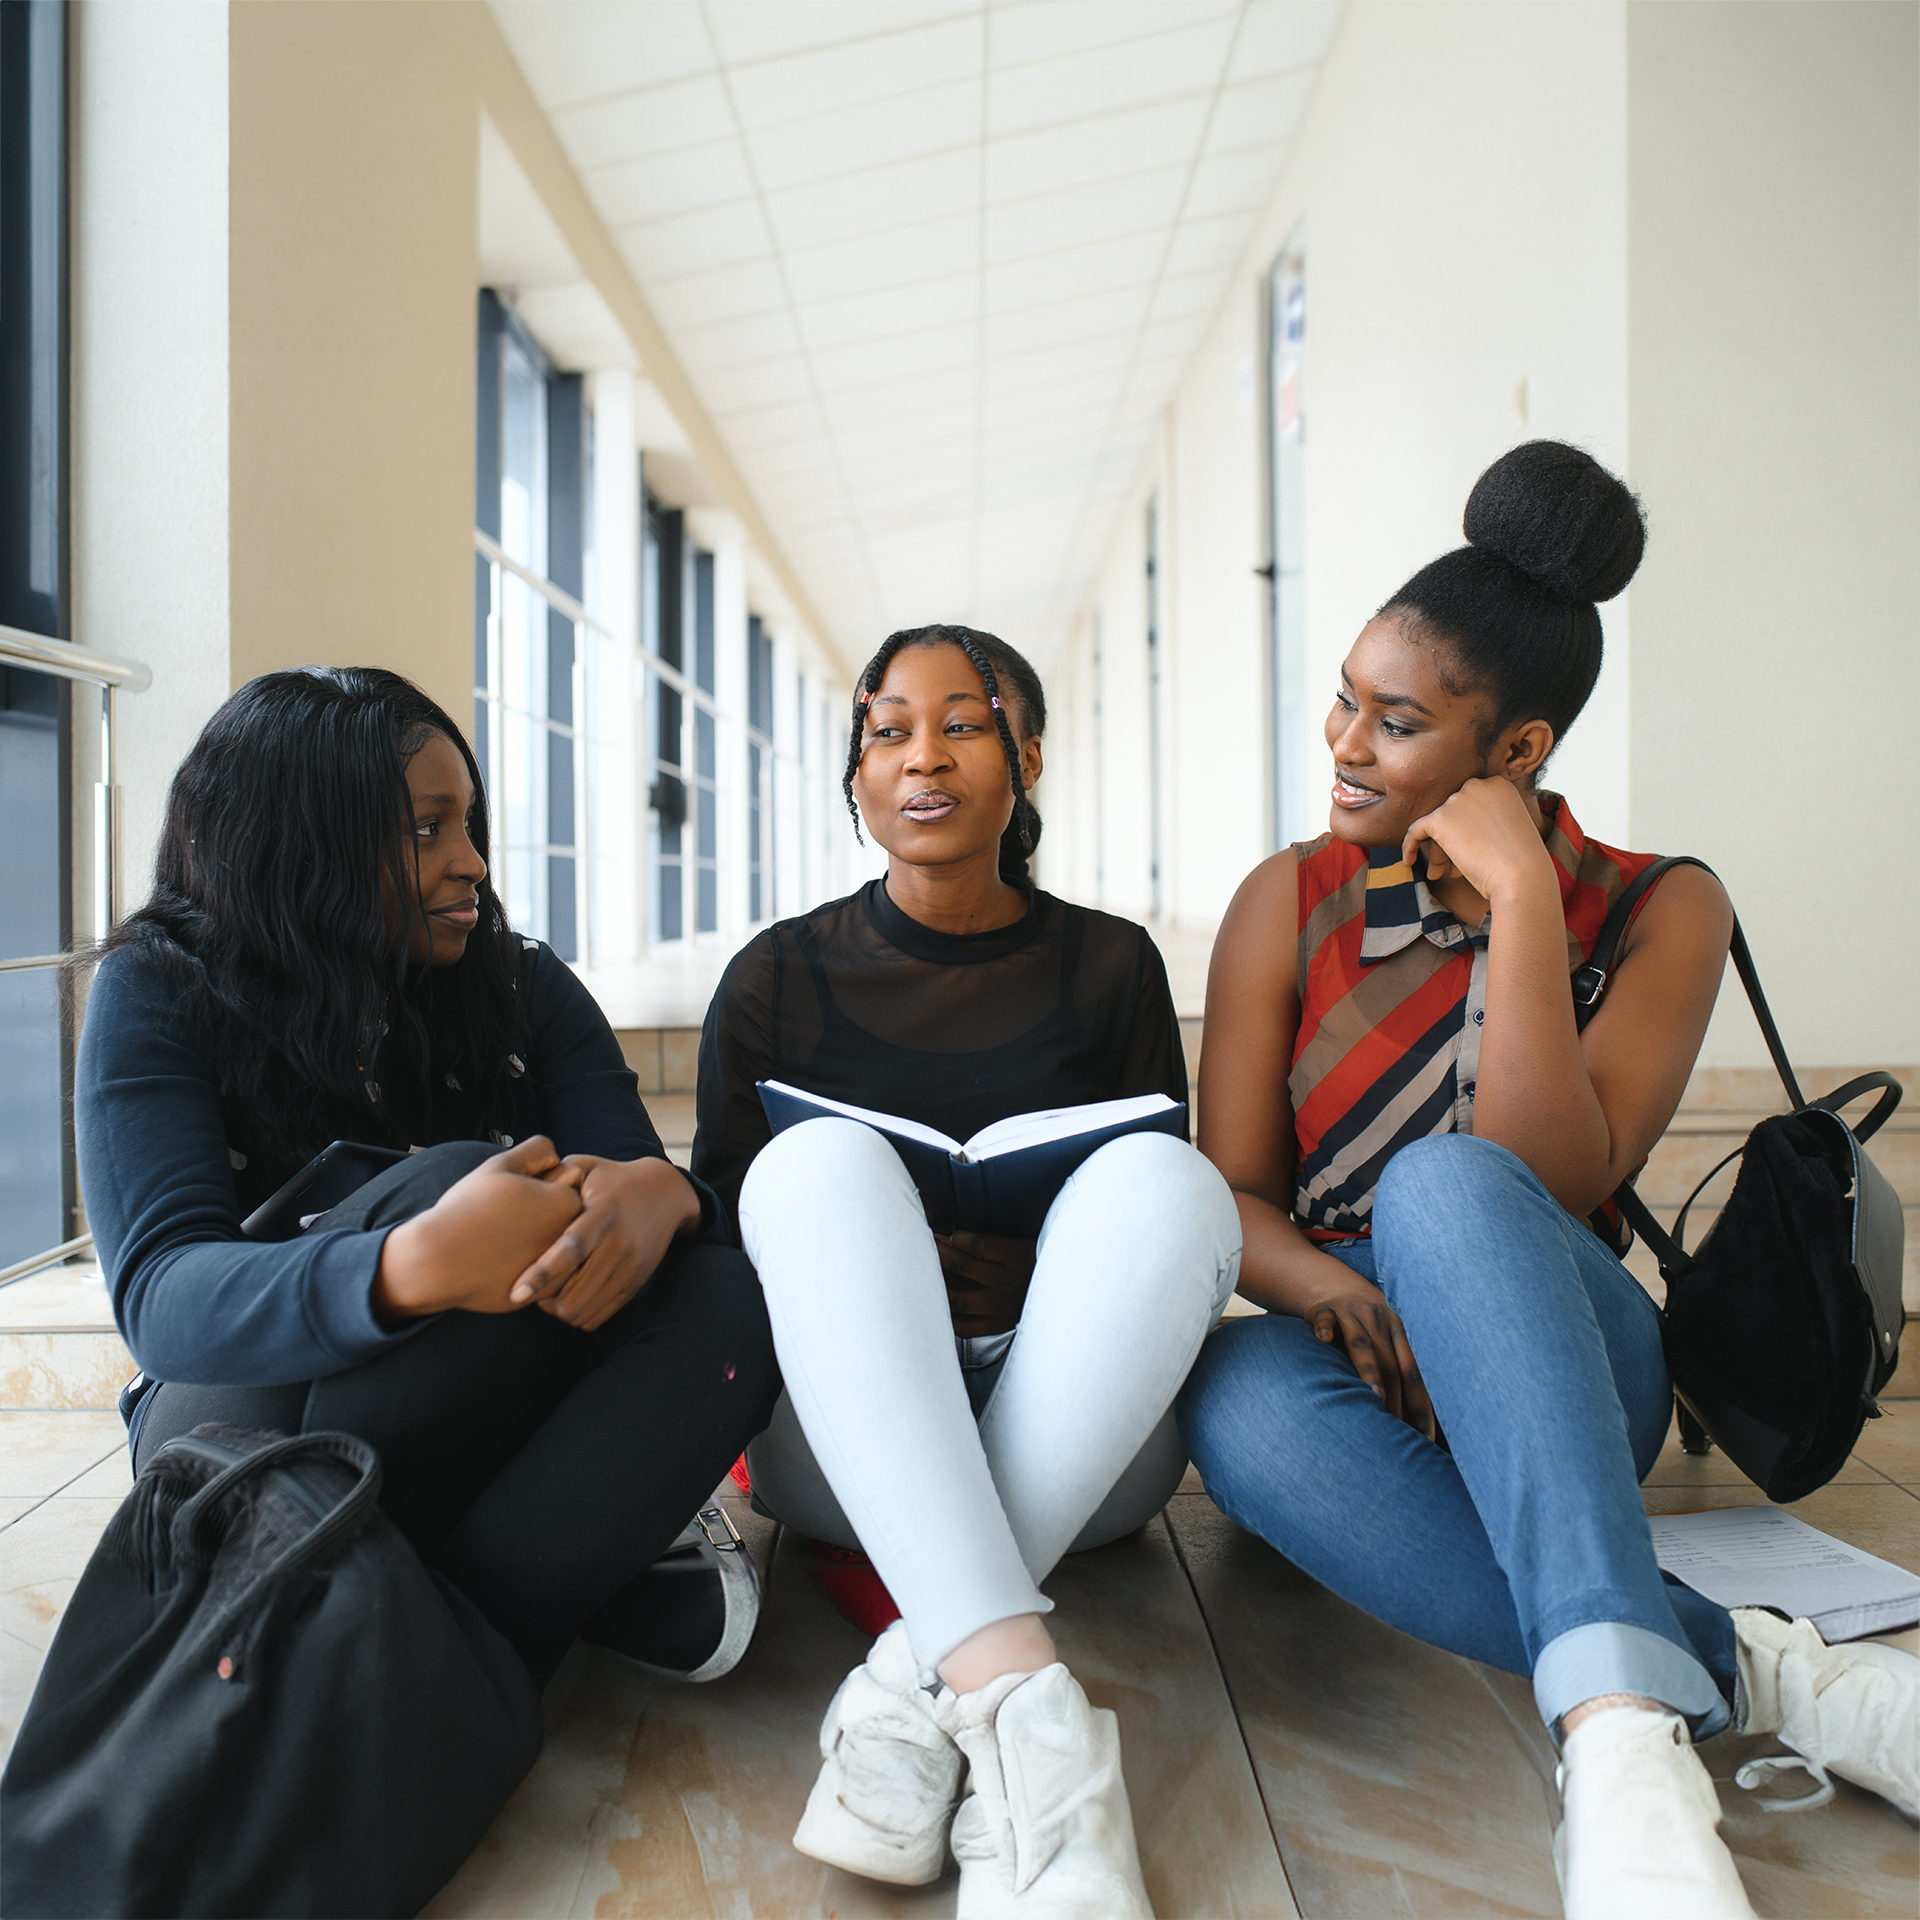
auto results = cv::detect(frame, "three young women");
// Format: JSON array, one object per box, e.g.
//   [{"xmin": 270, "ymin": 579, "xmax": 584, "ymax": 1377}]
[
  {"xmin": 77, "ymin": 668, "xmax": 779, "ymax": 1700},
  {"xmin": 1178, "ymin": 440, "xmax": 1918, "ymax": 1917},
  {"xmin": 693, "ymin": 624, "xmax": 1241, "ymax": 1915}
]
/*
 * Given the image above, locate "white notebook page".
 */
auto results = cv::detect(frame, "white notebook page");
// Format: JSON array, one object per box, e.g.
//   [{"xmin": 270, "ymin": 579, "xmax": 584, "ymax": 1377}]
[{"xmin": 1649, "ymin": 1506, "xmax": 1919, "ymax": 1638}]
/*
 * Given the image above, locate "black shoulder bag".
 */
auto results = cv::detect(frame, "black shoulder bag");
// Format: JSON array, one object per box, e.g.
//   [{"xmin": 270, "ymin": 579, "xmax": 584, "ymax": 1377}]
[
  {"xmin": 0, "ymin": 1426, "xmax": 543, "ymax": 1919},
  {"xmin": 1572, "ymin": 857, "xmax": 1905, "ymax": 1503}
]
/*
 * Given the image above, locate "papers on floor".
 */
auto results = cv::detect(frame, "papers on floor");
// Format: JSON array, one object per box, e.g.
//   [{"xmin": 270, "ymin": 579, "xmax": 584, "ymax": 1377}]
[{"xmin": 1649, "ymin": 1505, "xmax": 1920, "ymax": 1642}]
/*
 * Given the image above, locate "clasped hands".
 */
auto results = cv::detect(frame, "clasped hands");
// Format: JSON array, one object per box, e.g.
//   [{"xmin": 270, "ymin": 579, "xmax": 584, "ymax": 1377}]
[
  {"xmin": 375, "ymin": 1136, "xmax": 700, "ymax": 1333},
  {"xmin": 935, "ymin": 1229, "xmax": 1038, "ymax": 1338}
]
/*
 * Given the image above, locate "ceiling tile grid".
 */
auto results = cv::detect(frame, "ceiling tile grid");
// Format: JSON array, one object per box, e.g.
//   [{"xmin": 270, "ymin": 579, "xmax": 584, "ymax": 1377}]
[{"xmin": 490, "ymin": 0, "xmax": 1341, "ymax": 661}]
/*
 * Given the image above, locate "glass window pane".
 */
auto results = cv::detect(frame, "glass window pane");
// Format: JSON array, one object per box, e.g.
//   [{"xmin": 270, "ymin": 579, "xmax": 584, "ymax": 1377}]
[
  {"xmin": 0, "ymin": 968, "xmax": 63, "ymax": 1265},
  {"xmin": 548, "ymin": 718, "xmax": 575, "ymax": 847},
  {"xmin": 697, "ymin": 865, "xmax": 718, "ymax": 935},
  {"xmin": 547, "ymin": 854, "xmax": 576, "ymax": 962},
  {"xmin": 658, "ymin": 860, "xmax": 682, "ymax": 942}
]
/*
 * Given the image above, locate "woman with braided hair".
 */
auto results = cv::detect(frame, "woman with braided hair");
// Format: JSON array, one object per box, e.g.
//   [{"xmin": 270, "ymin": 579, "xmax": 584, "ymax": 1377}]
[{"xmin": 694, "ymin": 624, "xmax": 1240, "ymax": 1914}]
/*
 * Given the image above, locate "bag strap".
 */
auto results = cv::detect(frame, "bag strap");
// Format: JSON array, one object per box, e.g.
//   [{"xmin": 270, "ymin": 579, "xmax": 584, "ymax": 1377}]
[
  {"xmin": 1574, "ymin": 861, "xmax": 1906, "ymax": 1276},
  {"xmin": 159, "ymin": 1429, "xmax": 384, "ymax": 1626},
  {"xmin": 1572, "ymin": 855, "xmax": 1806, "ymax": 1112},
  {"xmin": 1809, "ymin": 1068, "xmax": 1904, "ymax": 1144}
]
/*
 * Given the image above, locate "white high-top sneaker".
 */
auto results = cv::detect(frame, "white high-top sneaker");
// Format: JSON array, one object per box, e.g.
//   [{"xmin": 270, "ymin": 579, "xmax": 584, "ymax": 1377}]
[
  {"xmin": 1555, "ymin": 1705, "xmax": 1756, "ymax": 1920},
  {"xmin": 792, "ymin": 1620, "xmax": 963, "ymax": 1885},
  {"xmin": 1731, "ymin": 1608, "xmax": 1920, "ymax": 1818},
  {"xmin": 936, "ymin": 1663, "xmax": 1153, "ymax": 1920}
]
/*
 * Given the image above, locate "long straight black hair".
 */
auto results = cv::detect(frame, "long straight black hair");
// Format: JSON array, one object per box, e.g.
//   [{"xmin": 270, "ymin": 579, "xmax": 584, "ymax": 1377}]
[{"xmin": 84, "ymin": 667, "xmax": 524, "ymax": 1182}]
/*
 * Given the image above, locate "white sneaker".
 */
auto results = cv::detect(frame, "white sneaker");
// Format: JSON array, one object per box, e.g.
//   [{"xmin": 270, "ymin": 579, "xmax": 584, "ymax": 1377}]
[
  {"xmin": 793, "ymin": 1620, "xmax": 962, "ymax": 1885},
  {"xmin": 937, "ymin": 1663, "xmax": 1153, "ymax": 1920},
  {"xmin": 1555, "ymin": 1706, "xmax": 1756, "ymax": 1920},
  {"xmin": 1732, "ymin": 1608, "xmax": 1920, "ymax": 1818}
]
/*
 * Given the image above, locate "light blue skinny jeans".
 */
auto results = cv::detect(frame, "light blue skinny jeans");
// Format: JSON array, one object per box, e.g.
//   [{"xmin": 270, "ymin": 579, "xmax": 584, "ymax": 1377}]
[{"xmin": 1177, "ymin": 1133, "xmax": 1735, "ymax": 1736}]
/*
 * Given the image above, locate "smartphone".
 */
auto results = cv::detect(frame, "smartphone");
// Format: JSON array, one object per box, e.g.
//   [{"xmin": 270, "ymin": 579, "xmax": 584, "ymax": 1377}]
[{"xmin": 239, "ymin": 1140, "xmax": 409, "ymax": 1241}]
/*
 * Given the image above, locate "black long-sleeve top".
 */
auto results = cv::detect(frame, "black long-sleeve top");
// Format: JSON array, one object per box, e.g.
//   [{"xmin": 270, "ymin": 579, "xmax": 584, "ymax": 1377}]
[
  {"xmin": 76, "ymin": 937, "xmax": 718, "ymax": 1388},
  {"xmin": 692, "ymin": 880, "xmax": 1188, "ymax": 1241}
]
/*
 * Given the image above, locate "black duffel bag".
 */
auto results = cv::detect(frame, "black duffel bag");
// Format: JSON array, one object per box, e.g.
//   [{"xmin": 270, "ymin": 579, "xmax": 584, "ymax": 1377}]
[
  {"xmin": 0, "ymin": 1425, "xmax": 543, "ymax": 1918},
  {"xmin": 1574, "ymin": 858, "xmax": 1905, "ymax": 1502}
]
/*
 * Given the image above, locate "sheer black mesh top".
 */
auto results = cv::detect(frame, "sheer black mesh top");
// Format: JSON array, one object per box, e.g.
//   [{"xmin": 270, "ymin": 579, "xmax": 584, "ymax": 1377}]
[{"xmin": 693, "ymin": 880, "xmax": 1188, "ymax": 1240}]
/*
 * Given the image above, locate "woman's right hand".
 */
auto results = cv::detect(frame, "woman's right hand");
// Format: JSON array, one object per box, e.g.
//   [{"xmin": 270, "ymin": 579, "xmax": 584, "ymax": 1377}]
[
  {"xmin": 372, "ymin": 1136, "xmax": 585, "ymax": 1323},
  {"xmin": 1300, "ymin": 1275, "xmax": 1437, "ymax": 1440}
]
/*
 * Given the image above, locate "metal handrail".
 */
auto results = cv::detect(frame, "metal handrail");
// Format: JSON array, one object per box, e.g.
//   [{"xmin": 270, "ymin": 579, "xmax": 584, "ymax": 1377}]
[
  {"xmin": 0, "ymin": 621, "xmax": 151, "ymax": 691},
  {"xmin": 0, "ymin": 1234, "xmax": 94, "ymax": 1290}
]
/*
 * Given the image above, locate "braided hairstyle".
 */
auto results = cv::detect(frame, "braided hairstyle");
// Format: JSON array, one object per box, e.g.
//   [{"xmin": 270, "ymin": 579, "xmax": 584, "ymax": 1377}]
[{"xmin": 842, "ymin": 624, "xmax": 1046, "ymax": 886}]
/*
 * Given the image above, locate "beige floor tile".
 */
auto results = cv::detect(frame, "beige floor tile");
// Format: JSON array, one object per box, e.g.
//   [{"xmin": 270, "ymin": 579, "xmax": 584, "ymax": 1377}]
[
  {"xmin": 431, "ymin": 1524, "xmax": 957, "ymax": 1920},
  {"xmin": 2, "ymin": 1623, "xmax": 48, "ymax": 1758},
  {"xmin": 436, "ymin": 1503, "xmax": 1289, "ymax": 1920},
  {"xmin": 1699, "ymin": 1735, "xmax": 1920, "ymax": 1919},
  {"xmin": 0, "ymin": 1495, "xmax": 123, "ymax": 1759},
  {"xmin": 0, "ymin": 1497, "xmax": 122, "ymax": 1656},
  {"xmin": 1040, "ymin": 1515, "xmax": 1297, "ymax": 1919},
  {"xmin": 1174, "ymin": 1502, "xmax": 1920, "ymax": 1918},
  {"xmin": 62, "ymin": 1447, "xmax": 134, "ymax": 1500},
  {"xmin": 1641, "ymin": 1481, "xmax": 1920, "ymax": 1569},
  {"xmin": 0, "ymin": 1409, "xmax": 127, "ymax": 1497},
  {"xmin": 0, "ymin": 1496, "xmax": 42, "ymax": 1528},
  {"xmin": 1168, "ymin": 1498, "xmax": 1562, "ymax": 1917},
  {"xmin": 1880, "ymin": 1330, "xmax": 1918, "ymax": 1400},
  {"xmin": 1852, "ymin": 1400, "xmax": 1920, "ymax": 1483},
  {"xmin": 1643, "ymin": 1420, "xmax": 1889, "ymax": 1490}
]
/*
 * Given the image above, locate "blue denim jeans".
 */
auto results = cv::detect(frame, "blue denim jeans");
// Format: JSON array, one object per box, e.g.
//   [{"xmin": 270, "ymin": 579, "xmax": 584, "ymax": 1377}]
[{"xmin": 1177, "ymin": 1134, "xmax": 1734, "ymax": 1735}]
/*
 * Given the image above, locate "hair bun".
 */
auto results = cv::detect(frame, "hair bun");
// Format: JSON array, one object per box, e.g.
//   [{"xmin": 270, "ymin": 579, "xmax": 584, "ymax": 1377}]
[{"xmin": 1462, "ymin": 440, "xmax": 1645, "ymax": 604}]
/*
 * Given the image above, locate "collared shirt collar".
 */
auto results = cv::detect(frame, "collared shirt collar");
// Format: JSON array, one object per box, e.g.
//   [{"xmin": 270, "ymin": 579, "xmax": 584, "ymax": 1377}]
[{"xmin": 1359, "ymin": 792, "xmax": 1578, "ymax": 965}]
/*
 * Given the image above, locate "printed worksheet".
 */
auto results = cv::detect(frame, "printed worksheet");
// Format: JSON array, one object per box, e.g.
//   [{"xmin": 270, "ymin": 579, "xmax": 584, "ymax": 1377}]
[{"xmin": 1650, "ymin": 1506, "xmax": 1919, "ymax": 1640}]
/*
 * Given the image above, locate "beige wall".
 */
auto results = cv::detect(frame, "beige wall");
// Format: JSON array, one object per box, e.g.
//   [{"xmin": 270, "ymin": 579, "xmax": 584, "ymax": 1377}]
[
  {"xmin": 1627, "ymin": 0, "xmax": 1920, "ymax": 1067},
  {"xmin": 228, "ymin": 2, "xmax": 481, "ymax": 728},
  {"xmin": 70, "ymin": 0, "xmax": 835, "ymax": 913},
  {"xmin": 1050, "ymin": 0, "xmax": 1635, "ymax": 937},
  {"xmin": 1056, "ymin": 0, "xmax": 1918, "ymax": 1070},
  {"xmin": 70, "ymin": 0, "xmax": 233, "ymax": 902}
]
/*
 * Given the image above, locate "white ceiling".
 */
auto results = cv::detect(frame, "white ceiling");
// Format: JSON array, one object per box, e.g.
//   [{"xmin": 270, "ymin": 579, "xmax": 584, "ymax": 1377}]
[{"xmin": 489, "ymin": 0, "xmax": 1340, "ymax": 663}]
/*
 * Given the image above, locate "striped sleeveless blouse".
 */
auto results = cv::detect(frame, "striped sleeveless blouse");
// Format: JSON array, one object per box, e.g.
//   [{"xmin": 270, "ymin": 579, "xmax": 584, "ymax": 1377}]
[{"xmin": 1289, "ymin": 793, "xmax": 1658, "ymax": 1241}]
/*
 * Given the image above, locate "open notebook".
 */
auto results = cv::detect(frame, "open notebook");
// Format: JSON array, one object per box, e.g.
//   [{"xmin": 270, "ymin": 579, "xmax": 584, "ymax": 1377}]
[{"xmin": 756, "ymin": 1082, "xmax": 1187, "ymax": 1236}]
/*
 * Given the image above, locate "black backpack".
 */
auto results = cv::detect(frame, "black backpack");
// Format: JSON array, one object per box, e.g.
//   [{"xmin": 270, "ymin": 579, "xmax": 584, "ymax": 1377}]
[
  {"xmin": 0, "ymin": 1426, "xmax": 543, "ymax": 1918},
  {"xmin": 1574, "ymin": 857, "xmax": 1905, "ymax": 1502}
]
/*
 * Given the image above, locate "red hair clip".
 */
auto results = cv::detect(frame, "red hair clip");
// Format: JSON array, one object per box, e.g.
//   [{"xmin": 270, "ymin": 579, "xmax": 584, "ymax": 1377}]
[{"xmin": 857, "ymin": 688, "xmax": 872, "ymax": 705}]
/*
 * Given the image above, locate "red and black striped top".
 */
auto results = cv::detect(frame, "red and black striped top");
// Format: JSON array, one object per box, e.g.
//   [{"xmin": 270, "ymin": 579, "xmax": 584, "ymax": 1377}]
[{"xmin": 1289, "ymin": 794, "xmax": 1658, "ymax": 1241}]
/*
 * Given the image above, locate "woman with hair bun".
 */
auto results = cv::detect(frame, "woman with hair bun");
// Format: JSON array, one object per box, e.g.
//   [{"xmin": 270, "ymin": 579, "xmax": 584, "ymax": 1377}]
[
  {"xmin": 695, "ymin": 624, "xmax": 1241, "ymax": 1914},
  {"xmin": 1178, "ymin": 443, "xmax": 1917, "ymax": 1916}
]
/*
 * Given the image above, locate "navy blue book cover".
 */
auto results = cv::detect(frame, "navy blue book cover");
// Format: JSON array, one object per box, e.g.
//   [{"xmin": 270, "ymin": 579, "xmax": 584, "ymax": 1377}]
[{"xmin": 755, "ymin": 1082, "xmax": 1187, "ymax": 1236}]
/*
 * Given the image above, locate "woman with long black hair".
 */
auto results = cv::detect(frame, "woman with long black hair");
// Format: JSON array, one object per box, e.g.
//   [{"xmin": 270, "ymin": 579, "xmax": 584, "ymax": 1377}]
[
  {"xmin": 694, "ymin": 625, "xmax": 1242, "ymax": 1915},
  {"xmin": 75, "ymin": 666, "xmax": 779, "ymax": 1691},
  {"xmin": 1177, "ymin": 442, "xmax": 1916, "ymax": 1917}
]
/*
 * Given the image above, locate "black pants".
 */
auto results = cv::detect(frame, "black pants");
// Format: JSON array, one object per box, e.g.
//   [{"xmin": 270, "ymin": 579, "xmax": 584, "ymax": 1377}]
[{"xmin": 135, "ymin": 1143, "xmax": 781, "ymax": 1683}]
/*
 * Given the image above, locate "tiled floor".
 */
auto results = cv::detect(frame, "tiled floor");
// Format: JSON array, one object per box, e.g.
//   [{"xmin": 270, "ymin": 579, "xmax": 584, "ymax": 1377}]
[{"xmin": 5, "ymin": 1399, "xmax": 1916, "ymax": 1916}]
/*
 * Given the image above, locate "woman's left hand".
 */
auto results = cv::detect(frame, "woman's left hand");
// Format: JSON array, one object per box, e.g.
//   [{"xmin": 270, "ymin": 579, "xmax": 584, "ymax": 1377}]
[
  {"xmin": 1401, "ymin": 776, "xmax": 1556, "ymax": 906},
  {"xmin": 935, "ymin": 1231, "xmax": 1038, "ymax": 1337},
  {"xmin": 508, "ymin": 1154, "xmax": 703, "ymax": 1331}
]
